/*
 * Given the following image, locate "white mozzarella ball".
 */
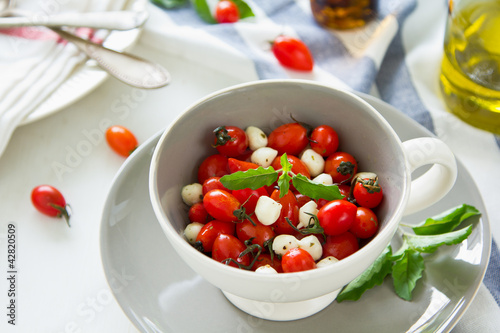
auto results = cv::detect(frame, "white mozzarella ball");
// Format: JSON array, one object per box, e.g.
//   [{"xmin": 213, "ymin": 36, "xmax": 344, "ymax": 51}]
[
  {"xmin": 300, "ymin": 149, "xmax": 325, "ymax": 177},
  {"xmin": 316, "ymin": 256, "xmax": 340, "ymax": 268},
  {"xmin": 246, "ymin": 126, "xmax": 268, "ymax": 151},
  {"xmin": 297, "ymin": 200, "xmax": 318, "ymax": 229},
  {"xmin": 184, "ymin": 222, "xmax": 204, "ymax": 244},
  {"xmin": 255, "ymin": 265, "xmax": 278, "ymax": 274},
  {"xmin": 272, "ymin": 234, "xmax": 299, "ymax": 256},
  {"xmin": 181, "ymin": 183, "xmax": 203, "ymax": 206},
  {"xmin": 298, "ymin": 235, "xmax": 323, "ymax": 261},
  {"xmin": 255, "ymin": 196, "xmax": 282, "ymax": 226},
  {"xmin": 312, "ymin": 173, "xmax": 333, "ymax": 185},
  {"xmin": 251, "ymin": 147, "xmax": 278, "ymax": 168}
]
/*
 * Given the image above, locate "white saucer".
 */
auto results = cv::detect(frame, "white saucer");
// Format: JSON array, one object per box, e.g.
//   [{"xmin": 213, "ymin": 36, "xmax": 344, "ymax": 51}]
[{"xmin": 99, "ymin": 94, "xmax": 490, "ymax": 332}]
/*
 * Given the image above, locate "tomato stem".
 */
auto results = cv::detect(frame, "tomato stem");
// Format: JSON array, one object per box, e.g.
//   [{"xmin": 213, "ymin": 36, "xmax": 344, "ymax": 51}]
[
  {"xmin": 285, "ymin": 215, "xmax": 326, "ymax": 243},
  {"xmin": 212, "ymin": 126, "xmax": 235, "ymax": 147},
  {"xmin": 50, "ymin": 203, "xmax": 71, "ymax": 227}
]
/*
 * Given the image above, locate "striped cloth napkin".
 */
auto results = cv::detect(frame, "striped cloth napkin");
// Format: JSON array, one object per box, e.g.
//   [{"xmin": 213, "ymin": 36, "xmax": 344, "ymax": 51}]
[{"xmin": 146, "ymin": 0, "xmax": 500, "ymax": 331}]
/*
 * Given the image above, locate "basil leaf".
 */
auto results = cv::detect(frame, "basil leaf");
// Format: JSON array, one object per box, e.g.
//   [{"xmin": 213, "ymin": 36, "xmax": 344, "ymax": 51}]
[
  {"xmin": 150, "ymin": 0, "xmax": 188, "ymax": 9},
  {"xmin": 292, "ymin": 174, "xmax": 344, "ymax": 201},
  {"xmin": 405, "ymin": 225, "xmax": 473, "ymax": 253},
  {"xmin": 220, "ymin": 167, "xmax": 278, "ymax": 190},
  {"xmin": 191, "ymin": 0, "xmax": 216, "ymax": 23},
  {"xmin": 231, "ymin": 0, "xmax": 255, "ymax": 19},
  {"xmin": 412, "ymin": 204, "xmax": 480, "ymax": 235},
  {"xmin": 277, "ymin": 154, "xmax": 292, "ymax": 198},
  {"xmin": 337, "ymin": 245, "xmax": 393, "ymax": 302},
  {"xmin": 391, "ymin": 249, "xmax": 424, "ymax": 301}
]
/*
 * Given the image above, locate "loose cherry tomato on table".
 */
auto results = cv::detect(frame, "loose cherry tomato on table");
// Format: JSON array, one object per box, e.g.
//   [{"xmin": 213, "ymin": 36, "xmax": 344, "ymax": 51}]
[
  {"xmin": 352, "ymin": 177, "xmax": 383, "ymax": 208},
  {"xmin": 31, "ymin": 185, "xmax": 71, "ymax": 226},
  {"xmin": 213, "ymin": 126, "xmax": 248, "ymax": 157},
  {"xmin": 350, "ymin": 207, "xmax": 379, "ymax": 239},
  {"xmin": 197, "ymin": 154, "xmax": 229, "ymax": 184},
  {"xmin": 215, "ymin": 0, "xmax": 240, "ymax": 24},
  {"xmin": 195, "ymin": 220, "xmax": 235, "ymax": 252},
  {"xmin": 281, "ymin": 248, "xmax": 316, "ymax": 273},
  {"xmin": 322, "ymin": 231, "xmax": 359, "ymax": 260},
  {"xmin": 324, "ymin": 152, "xmax": 358, "ymax": 184},
  {"xmin": 267, "ymin": 122, "xmax": 309, "ymax": 156},
  {"xmin": 105, "ymin": 125, "xmax": 138, "ymax": 157},
  {"xmin": 271, "ymin": 35, "xmax": 314, "ymax": 71},
  {"xmin": 236, "ymin": 218, "xmax": 275, "ymax": 248},
  {"xmin": 212, "ymin": 234, "xmax": 251, "ymax": 268},
  {"xmin": 203, "ymin": 189, "xmax": 242, "ymax": 223},
  {"xmin": 317, "ymin": 199, "xmax": 357, "ymax": 236},
  {"xmin": 310, "ymin": 125, "xmax": 339, "ymax": 157}
]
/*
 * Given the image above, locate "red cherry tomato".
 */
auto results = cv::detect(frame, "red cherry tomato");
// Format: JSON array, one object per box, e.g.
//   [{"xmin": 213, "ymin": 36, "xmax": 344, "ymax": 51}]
[
  {"xmin": 350, "ymin": 207, "xmax": 379, "ymax": 239},
  {"xmin": 271, "ymin": 35, "xmax": 314, "ymax": 71},
  {"xmin": 317, "ymin": 200, "xmax": 357, "ymax": 236},
  {"xmin": 338, "ymin": 184, "xmax": 351, "ymax": 201},
  {"xmin": 322, "ymin": 232, "xmax": 359, "ymax": 260},
  {"xmin": 324, "ymin": 152, "xmax": 358, "ymax": 184},
  {"xmin": 268, "ymin": 122, "xmax": 309, "ymax": 156},
  {"xmin": 105, "ymin": 125, "xmax": 138, "ymax": 157},
  {"xmin": 213, "ymin": 126, "xmax": 248, "ymax": 157},
  {"xmin": 197, "ymin": 154, "xmax": 229, "ymax": 184},
  {"xmin": 353, "ymin": 178, "xmax": 383, "ymax": 208},
  {"xmin": 294, "ymin": 191, "xmax": 312, "ymax": 208},
  {"xmin": 203, "ymin": 189, "xmax": 241, "ymax": 222},
  {"xmin": 281, "ymin": 248, "xmax": 316, "ymax": 273},
  {"xmin": 252, "ymin": 253, "xmax": 283, "ymax": 273},
  {"xmin": 236, "ymin": 218, "xmax": 275, "ymax": 249},
  {"xmin": 215, "ymin": 0, "xmax": 240, "ymax": 24},
  {"xmin": 270, "ymin": 189, "xmax": 300, "ymax": 236},
  {"xmin": 188, "ymin": 202, "xmax": 209, "ymax": 223},
  {"xmin": 212, "ymin": 234, "xmax": 250, "ymax": 268},
  {"xmin": 202, "ymin": 177, "xmax": 228, "ymax": 195},
  {"xmin": 195, "ymin": 220, "xmax": 235, "ymax": 252},
  {"xmin": 310, "ymin": 125, "xmax": 339, "ymax": 157},
  {"xmin": 31, "ymin": 185, "xmax": 70, "ymax": 226},
  {"xmin": 232, "ymin": 187, "xmax": 268, "ymax": 215},
  {"xmin": 271, "ymin": 154, "xmax": 311, "ymax": 179},
  {"xmin": 228, "ymin": 158, "xmax": 259, "ymax": 173}
]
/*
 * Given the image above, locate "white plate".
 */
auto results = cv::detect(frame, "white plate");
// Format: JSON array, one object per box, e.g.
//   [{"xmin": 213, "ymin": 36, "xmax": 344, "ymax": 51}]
[
  {"xmin": 99, "ymin": 93, "xmax": 490, "ymax": 333},
  {"xmin": 21, "ymin": 0, "xmax": 146, "ymax": 125}
]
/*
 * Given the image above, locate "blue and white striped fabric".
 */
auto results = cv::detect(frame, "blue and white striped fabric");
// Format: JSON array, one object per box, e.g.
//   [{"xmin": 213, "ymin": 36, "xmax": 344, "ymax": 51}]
[{"xmin": 146, "ymin": 0, "xmax": 500, "ymax": 331}]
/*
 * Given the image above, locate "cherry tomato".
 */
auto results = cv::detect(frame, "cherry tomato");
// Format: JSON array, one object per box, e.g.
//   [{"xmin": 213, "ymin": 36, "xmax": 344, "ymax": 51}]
[
  {"xmin": 213, "ymin": 126, "xmax": 248, "ymax": 157},
  {"xmin": 202, "ymin": 177, "xmax": 228, "ymax": 195},
  {"xmin": 352, "ymin": 178, "xmax": 383, "ymax": 208},
  {"xmin": 350, "ymin": 207, "xmax": 379, "ymax": 239},
  {"xmin": 294, "ymin": 191, "xmax": 312, "ymax": 208},
  {"xmin": 338, "ymin": 184, "xmax": 351, "ymax": 201},
  {"xmin": 322, "ymin": 232, "xmax": 359, "ymax": 260},
  {"xmin": 31, "ymin": 185, "xmax": 70, "ymax": 226},
  {"xmin": 324, "ymin": 152, "xmax": 358, "ymax": 184},
  {"xmin": 268, "ymin": 122, "xmax": 309, "ymax": 156},
  {"xmin": 203, "ymin": 189, "xmax": 241, "ymax": 222},
  {"xmin": 105, "ymin": 125, "xmax": 138, "ymax": 157},
  {"xmin": 270, "ymin": 189, "xmax": 300, "ymax": 236},
  {"xmin": 271, "ymin": 154, "xmax": 311, "ymax": 179},
  {"xmin": 317, "ymin": 200, "xmax": 357, "ymax": 236},
  {"xmin": 252, "ymin": 253, "xmax": 283, "ymax": 273},
  {"xmin": 271, "ymin": 36, "xmax": 314, "ymax": 71},
  {"xmin": 281, "ymin": 248, "xmax": 316, "ymax": 273},
  {"xmin": 188, "ymin": 202, "xmax": 209, "ymax": 223},
  {"xmin": 232, "ymin": 187, "xmax": 268, "ymax": 214},
  {"xmin": 212, "ymin": 234, "xmax": 250, "ymax": 268},
  {"xmin": 197, "ymin": 154, "xmax": 229, "ymax": 184},
  {"xmin": 215, "ymin": 0, "xmax": 240, "ymax": 24},
  {"xmin": 195, "ymin": 220, "xmax": 235, "ymax": 252},
  {"xmin": 310, "ymin": 125, "xmax": 339, "ymax": 157},
  {"xmin": 228, "ymin": 158, "xmax": 259, "ymax": 173},
  {"xmin": 236, "ymin": 218, "xmax": 275, "ymax": 249}
]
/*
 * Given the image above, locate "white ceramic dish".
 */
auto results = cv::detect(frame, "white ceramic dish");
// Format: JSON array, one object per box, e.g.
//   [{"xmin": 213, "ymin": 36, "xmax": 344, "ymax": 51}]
[
  {"xmin": 20, "ymin": 0, "xmax": 146, "ymax": 125},
  {"xmin": 99, "ymin": 93, "xmax": 490, "ymax": 332}
]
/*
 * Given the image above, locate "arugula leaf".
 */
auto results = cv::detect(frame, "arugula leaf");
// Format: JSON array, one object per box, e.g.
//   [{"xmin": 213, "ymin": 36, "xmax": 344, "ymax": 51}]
[
  {"xmin": 191, "ymin": 0, "xmax": 216, "ymax": 23},
  {"xmin": 277, "ymin": 154, "xmax": 292, "ymax": 198},
  {"xmin": 412, "ymin": 204, "xmax": 480, "ymax": 235},
  {"xmin": 337, "ymin": 246, "xmax": 393, "ymax": 302},
  {"xmin": 405, "ymin": 225, "xmax": 473, "ymax": 253},
  {"xmin": 292, "ymin": 174, "xmax": 344, "ymax": 201},
  {"xmin": 391, "ymin": 249, "xmax": 425, "ymax": 301},
  {"xmin": 220, "ymin": 167, "xmax": 278, "ymax": 190},
  {"xmin": 231, "ymin": 0, "xmax": 255, "ymax": 19},
  {"xmin": 150, "ymin": 0, "xmax": 188, "ymax": 9}
]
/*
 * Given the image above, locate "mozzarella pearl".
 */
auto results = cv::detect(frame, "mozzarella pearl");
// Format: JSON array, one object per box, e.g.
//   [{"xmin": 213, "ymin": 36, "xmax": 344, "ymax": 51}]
[
  {"xmin": 272, "ymin": 234, "xmax": 299, "ymax": 256},
  {"xmin": 298, "ymin": 235, "xmax": 323, "ymax": 261},
  {"xmin": 184, "ymin": 222, "xmax": 204, "ymax": 244},
  {"xmin": 297, "ymin": 200, "xmax": 318, "ymax": 229},
  {"xmin": 181, "ymin": 183, "xmax": 203, "ymax": 206},
  {"xmin": 312, "ymin": 173, "xmax": 333, "ymax": 185},
  {"xmin": 300, "ymin": 149, "xmax": 325, "ymax": 177},
  {"xmin": 251, "ymin": 147, "xmax": 278, "ymax": 168},
  {"xmin": 255, "ymin": 265, "xmax": 278, "ymax": 274},
  {"xmin": 246, "ymin": 126, "xmax": 268, "ymax": 151},
  {"xmin": 316, "ymin": 256, "xmax": 340, "ymax": 268},
  {"xmin": 254, "ymin": 196, "xmax": 282, "ymax": 226}
]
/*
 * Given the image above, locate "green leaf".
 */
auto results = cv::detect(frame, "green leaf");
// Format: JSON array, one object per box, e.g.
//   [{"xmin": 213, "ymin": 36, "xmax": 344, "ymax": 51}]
[
  {"xmin": 405, "ymin": 225, "xmax": 473, "ymax": 253},
  {"xmin": 220, "ymin": 167, "xmax": 278, "ymax": 190},
  {"xmin": 150, "ymin": 0, "xmax": 188, "ymax": 9},
  {"xmin": 231, "ymin": 0, "xmax": 255, "ymax": 19},
  {"xmin": 292, "ymin": 174, "xmax": 344, "ymax": 201},
  {"xmin": 277, "ymin": 153, "xmax": 292, "ymax": 198},
  {"xmin": 191, "ymin": 0, "xmax": 216, "ymax": 23},
  {"xmin": 391, "ymin": 249, "xmax": 425, "ymax": 301},
  {"xmin": 337, "ymin": 246, "xmax": 393, "ymax": 302},
  {"xmin": 412, "ymin": 204, "xmax": 480, "ymax": 235}
]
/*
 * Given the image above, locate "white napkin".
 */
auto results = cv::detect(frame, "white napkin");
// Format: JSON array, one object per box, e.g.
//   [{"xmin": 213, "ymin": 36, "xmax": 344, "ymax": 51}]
[{"xmin": 0, "ymin": 0, "xmax": 127, "ymax": 158}]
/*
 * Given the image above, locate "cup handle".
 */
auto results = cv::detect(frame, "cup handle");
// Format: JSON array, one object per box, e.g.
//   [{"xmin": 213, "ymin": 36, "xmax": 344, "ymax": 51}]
[{"xmin": 402, "ymin": 138, "xmax": 457, "ymax": 216}]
